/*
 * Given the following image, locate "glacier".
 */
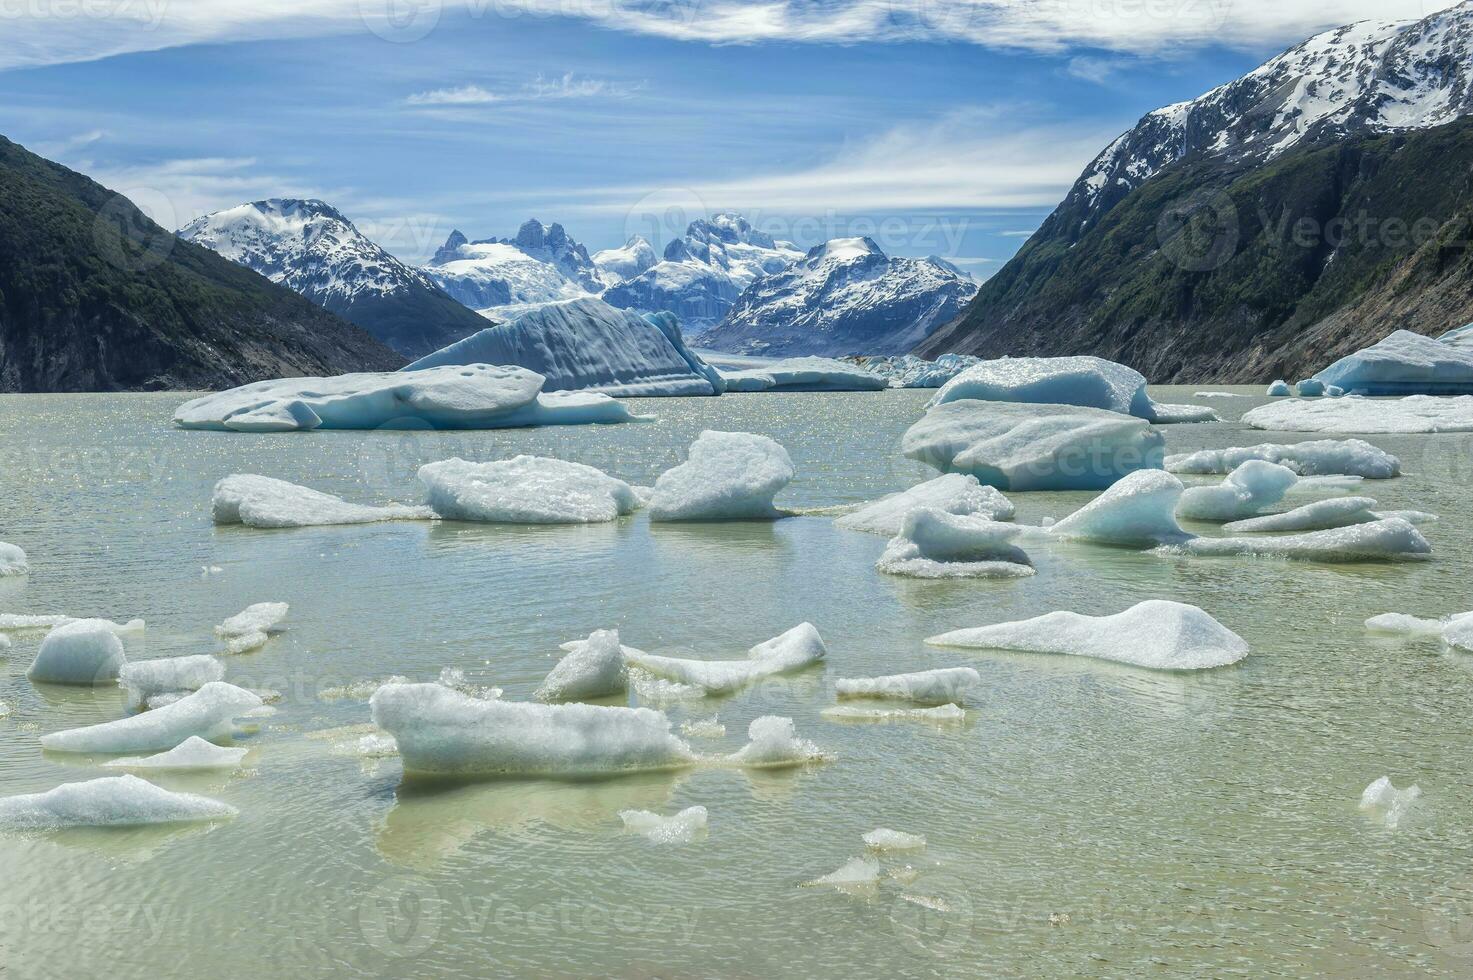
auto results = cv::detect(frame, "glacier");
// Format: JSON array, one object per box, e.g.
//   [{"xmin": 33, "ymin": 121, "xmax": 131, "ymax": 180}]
[
  {"xmin": 1165, "ymin": 439, "xmax": 1400, "ymax": 479},
  {"xmin": 419, "ymin": 456, "xmax": 641, "ymax": 524},
  {"xmin": 723, "ymin": 715, "xmax": 828, "ymax": 768},
  {"xmin": 835, "ymin": 474, "xmax": 1014, "ymax": 536},
  {"xmin": 1222, "ymin": 497, "xmax": 1383, "ymax": 533},
  {"xmin": 118, "ymin": 656, "xmax": 225, "ymax": 709},
  {"xmin": 1360, "ymin": 776, "xmax": 1421, "ymax": 829},
  {"xmin": 851, "ymin": 353, "xmax": 978, "ymax": 388},
  {"xmin": 649, "ymin": 430, "xmax": 794, "ymax": 521},
  {"xmin": 619, "ymin": 806, "xmax": 709, "ymax": 845}
]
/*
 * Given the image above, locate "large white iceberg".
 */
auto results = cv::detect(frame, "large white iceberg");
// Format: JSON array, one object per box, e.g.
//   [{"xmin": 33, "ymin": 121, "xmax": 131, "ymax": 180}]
[
  {"xmin": 118, "ymin": 655, "xmax": 225, "ymax": 708},
  {"xmin": 1176, "ymin": 461, "xmax": 1299, "ymax": 522},
  {"xmin": 720, "ymin": 356, "xmax": 889, "ymax": 392},
  {"xmin": 0, "ymin": 775, "xmax": 236, "ymax": 830},
  {"xmin": 927, "ymin": 600, "xmax": 1248, "ymax": 670},
  {"xmin": 535, "ymin": 629, "xmax": 629, "ymax": 702},
  {"xmin": 624, "ymin": 623, "xmax": 826, "ymax": 696},
  {"xmin": 834, "ymin": 667, "xmax": 980, "ymax": 704},
  {"xmin": 1314, "ymin": 330, "xmax": 1473, "ymax": 395},
  {"xmin": 927, "ymin": 355, "xmax": 1210, "ymax": 423},
  {"xmin": 1242, "ymin": 396, "xmax": 1473, "ymax": 434},
  {"xmin": 1165, "ymin": 440, "xmax": 1400, "ymax": 479},
  {"xmin": 648, "ymin": 430, "xmax": 794, "ymax": 521},
  {"xmin": 40, "ymin": 682, "xmax": 266, "ymax": 754},
  {"xmin": 0, "ymin": 542, "xmax": 27, "ymax": 576},
  {"xmin": 369, "ymin": 683, "xmax": 697, "ymax": 776},
  {"xmin": 902, "ymin": 401, "xmax": 1165, "ymax": 491},
  {"xmin": 875, "ymin": 508, "xmax": 1034, "ymax": 579},
  {"xmin": 27, "ymin": 619, "xmax": 127, "ymax": 685},
  {"xmin": 405, "ymin": 297, "xmax": 724, "ymax": 397},
  {"xmin": 212, "ymin": 474, "xmax": 434, "ymax": 528},
  {"xmin": 834, "ymin": 474, "xmax": 1013, "ymax": 536},
  {"xmin": 174, "ymin": 364, "xmax": 643, "ymax": 432},
  {"xmin": 1047, "ymin": 470, "xmax": 1193, "ymax": 547},
  {"xmin": 418, "ymin": 456, "xmax": 641, "ymax": 524},
  {"xmin": 102, "ymin": 736, "xmax": 248, "ymax": 771}
]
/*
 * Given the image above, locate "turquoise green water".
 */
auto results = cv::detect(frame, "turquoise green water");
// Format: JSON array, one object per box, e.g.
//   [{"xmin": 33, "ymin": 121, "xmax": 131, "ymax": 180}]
[{"xmin": 1, "ymin": 387, "xmax": 1473, "ymax": 976}]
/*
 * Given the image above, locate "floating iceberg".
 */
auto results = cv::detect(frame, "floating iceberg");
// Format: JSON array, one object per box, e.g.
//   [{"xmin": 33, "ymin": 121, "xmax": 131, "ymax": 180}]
[
  {"xmin": 834, "ymin": 667, "xmax": 980, "ymax": 704},
  {"xmin": 118, "ymin": 656, "xmax": 225, "ymax": 708},
  {"xmin": 0, "ymin": 614, "xmax": 142, "ymax": 634},
  {"xmin": 724, "ymin": 716, "xmax": 828, "ymax": 768},
  {"xmin": 102, "ymin": 736, "xmax": 248, "ymax": 771},
  {"xmin": 1147, "ymin": 403, "xmax": 1221, "ymax": 424},
  {"xmin": 1315, "ymin": 330, "xmax": 1473, "ymax": 395},
  {"xmin": 821, "ymin": 703, "xmax": 965, "ymax": 723},
  {"xmin": 535, "ymin": 630, "xmax": 629, "ymax": 702},
  {"xmin": 370, "ymin": 683, "xmax": 697, "ymax": 777},
  {"xmin": 624, "ymin": 623, "xmax": 826, "ymax": 696},
  {"xmin": 216, "ymin": 602, "xmax": 288, "ymax": 654},
  {"xmin": 1366, "ymin": 611, "xmax": 1473, "ymax": 651},
  {"xmin": 853, "ymin": 353, "xmax": 978, "ymax": 388},
  {"xmin": 27, "ymin": 620, "xmax": 127, "ymax": 686},
  {"xmin": 1327, "ymin": 385, "xmax": 1346, "ymax": 397},
  {"xmin": 1267, "ymin": 380, "xmax": 1291, "ymax": 396},
  {"xmin": 41, "ymin": 682, "xmax": 266, "ymax": 754},
  {"xmin": 0, "ymin": 542, "xmax": 27, "ymax": 576},
  {"xmin": 1176, "ymin": 461, "xmax": 1299, "ymax": 522},
  {"xmin": 648, "ymin": 430, "xmax": 794, "ymax": 521},
  {"xmin": 1359, "ymin": 776, "xmax": 1421, "ymax": 829},
  {"xmin": 902, "ymin": 401, "xmax": 1165, "ymax": 491},
  {"xmin": 1047, "ymin": 470, "xmax": 1193, "ymax": 547},
  {"xmin": 405, "ymin": 297, "xmax": 723, "ymax": 397},
  {"xmin": 927, "ymin": 354, "xmax": 1203, "ymax": 423},
  {"xmin": 212, "ymin": 474, "xmax": 433, "ymax": 528},
  {"xmin": 1296, "ymin": 379, "xmax": 1325, "ymax": 397},
  {"xmin": 1222, "ymin": 497, "xmax": 1383, "ymax": 533},
  {"xmin": 1165, "ymin": 440, "xmax": 1400, "ymax": 479},
  {"xmin": 1175, "ymin": 518, "xmax": 1431, "ymax": 562},
  {"xmin": 0, "ymin": 775, "xmax": 236, "ymax": 830},
  {"xmin": 419, "ymin": 456, "xmax": 640, "ymax": 524},
  {"xmin": 834, "ymin": 474, "xmax": 1013, "ymax": 536},
  {"xmin": 1242, "ymin": 396, "xmax": 1473, "ymax": 434},
  {"xmin": 720, "ymin": 356, "xmax": 889, "ymax": 392},
  {"xmin": 806, "ymin": 856, "xmax": 881, "ymax": 889},
  {"xmin": 863, "ymin": 828, "xmax": 926, "ymax": 851},
  {"xmin": 927, "ymin": 600, "xmax": 1248, "ymax": 670},
  {"xmin": 174, "ymin": 364, "xmax": 643, "ymax": 432},
  {"xmin": 875, "ymin": 508, "xmax": 1034, "ymax": 579},
  {"xmin": 619, "ymin": 805, "xmax": 709, "ymax": 844}
]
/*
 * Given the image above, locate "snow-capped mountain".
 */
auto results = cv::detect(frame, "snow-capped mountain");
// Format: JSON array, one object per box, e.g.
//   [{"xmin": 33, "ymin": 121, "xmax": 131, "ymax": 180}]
[
  {"xmin": 601, "ymin": 212, "xmax": 803, "ymax": 329},
  {"xmin": 591, "ymin": 236, "xmax": 658, "ymax": 285},
  {"xmin": 178, "ymin": 199, "xmax": 488, "ymax": 357},
  {"xmin": 698, "ymin": 238, "xmax": 978, "ymax": 357},
  {"xmin": 425, "ymin": 219, "xmax": 603, "ymax": 315}
]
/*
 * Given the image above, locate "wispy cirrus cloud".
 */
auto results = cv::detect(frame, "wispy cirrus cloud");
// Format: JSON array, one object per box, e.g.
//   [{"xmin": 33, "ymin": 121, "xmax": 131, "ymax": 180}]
[{"xmin": 405, "ymin": 73, "xmax": 642, "ymax": 108}]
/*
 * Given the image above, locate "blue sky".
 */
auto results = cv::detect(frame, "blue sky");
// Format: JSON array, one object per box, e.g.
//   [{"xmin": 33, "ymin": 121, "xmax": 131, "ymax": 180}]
[{"xmin": 0, "ymin": 1, "xmax": 1455, "ymax": 272}]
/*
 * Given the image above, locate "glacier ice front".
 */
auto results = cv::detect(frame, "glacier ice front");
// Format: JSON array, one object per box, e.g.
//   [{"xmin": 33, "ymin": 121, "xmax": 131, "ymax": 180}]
[
  {"xmin": 875, "ymin": 508, "xmax": 1034, "ymax": 579},
  {"xmin": 213, "ymin": 474, "xmax": 434, "ymax": 528},
  {"xmin": 0, "ymin": 775, "xmax": 236, "ymax": 830},
  {"xmin": 1314, "ymin": 330, "xmax": 1473, "ymax": 395},
  {"xmin": 835, "ymin": 474, "xmax": 1013, "ymax": 536},
  {"xmin": 1165, "ymin": 439, "xmax": 1400, "ymax": 479},
  {"xmin": 174, "ymin": 364, "xmax": 643, "ymax": 432},
  {"xmin": 420, "ymin": 456, "xmax": 640, "ymax": 524},
  {"xmin": 649, "ymin": 430, "xmax": 794, "ymax": 521}
]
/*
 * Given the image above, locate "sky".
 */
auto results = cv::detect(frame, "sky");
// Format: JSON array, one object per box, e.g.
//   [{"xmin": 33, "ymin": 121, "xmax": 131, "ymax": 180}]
[{"xmin": 0, "ymin": 1, "xmax": 1458, "ymax": 273}]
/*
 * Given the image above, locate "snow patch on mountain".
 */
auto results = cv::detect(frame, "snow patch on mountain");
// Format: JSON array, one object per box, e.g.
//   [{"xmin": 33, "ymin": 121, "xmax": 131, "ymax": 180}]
[{"xmin": 425, "ymin": 219, "xmax": 603, "ymax": 315}]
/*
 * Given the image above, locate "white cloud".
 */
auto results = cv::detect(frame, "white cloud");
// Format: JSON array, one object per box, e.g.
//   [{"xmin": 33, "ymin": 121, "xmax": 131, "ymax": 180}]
[
  {"xmin": 404, "ymin": 73, "xmax": 640, "ymax": 108},
  {"xmin": 405, "ymin": 85, "xmax": 503, "ymax": 106}
]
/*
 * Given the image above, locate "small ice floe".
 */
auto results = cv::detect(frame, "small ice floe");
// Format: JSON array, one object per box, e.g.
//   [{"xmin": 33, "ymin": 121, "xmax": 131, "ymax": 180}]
[
  {"xmin": 1222, "ymin": 497, "xmax": 1385, "ymax": 533},
  {"xmin": 876, "ymin": 509, "xmax": 1034, "ymax": 580},
  {"xmin": 1296, "ymin": 379, "xmax": 1326, "ymax": 397},
  {"xmin": 1194, "ymin": 391, "xmax": 1246, "ymax": 399},
  {"xmin": 864, "ymin": 828, "xmax": 926, "ymax": 851},
  {"xmin": 1176, "ymin": 461, "xmax": 1299, "ymax": 522},
  {"xmin": 0, "ymin": 541, "xmax": 28, "ymax": 576},
  {"xmin": 1359, "ymin": 776, "xmax": 1421, "ymax": 828},
  {"xmin": 0, "ymin": 634, "xmax": 10, "ymax": 651},
  {"xmin": 1165, "ymin": 439, "xmax": 1400, "ymax": 479},
  {"xmin": 927, "ymin": 600, "xmax": 1248, "ymax": 671},
  {"xmin": 805, "ymin": 856, "xmax": 881, "ymax": 891},
  {"xmin": 0, "ymin": 775, "xmax": 236, "ymax": 831},
  {"xmin": 1267, "ymin": 380, "xmax": 1291, "ymax": 396},
  {"xmin": 680, "ymin": 716, "xmax": 726, "ymax": 738},
  {"xmin": 27, "ymin": 620, "xmax": 128, "ymax": 686},
  {"xmin": 624, "ymin": 623, "xmax": 826, "ymax": 696},
  {"xmin": 212, "ymin": 474, "xmax": 434, "ymax": 529},
  {"xmin": 821, "ymin": 703, "xmax": 965, "ymax": 724},
  {"xmin": 719, "ymin": 356, "xmax": 889, "ymax": 393},
  {"xmin": 1177, "ymin": 518, "xmax": 1431, "ymax": 562},
  {"xmin": 418, "ymin": 456, "xmax": 641, "ymax": 524},
  {"xmin": 724, "ymin": 716, "xmax": 829, "ymax": 768},
  {"xmin": 201, "ymin": 565, "xmax": 223, "ymax": 578},
  {"xmin": 535, "ymin": 629, "xmax": 629, "ymax": 702},
  {"xmin": 370, "ymin": 683, "xmax": 697, "ymax": 777},
  {"xmin": 834, "ymin": 474, "xmax": 1014, "ymax": 536},
  {"xmin": 648, "ymin": 430, "xmax": 795, "ymax": 521},
  {"xmin": 215, "ymin": 602, "xmax": 288, "ymax": 654},
  {"xmin": 619, "ymin": 805, "xmax": 709, "ymax": 845},
  {"xmin": 41, "ymin": 682, "xmax": 265, "ymax": 754},
  {"xmin": 102, "ymin": 736, "xmax": 248, "ymax": 772},
  {"xmin": 118, "ymin": 656, "xmax": 225, "ymax": 709},
  {"xmin": 1243, "ymin": 395, "xmax": 1473, "ymax": 434},
  {"xmin": 1366, "ymin": 611, "xmax": 1473, "ymax": 652},
  {"xmin": 1048, "ymin": 470, "xmax": 1194, "ymax": 547},
  {"xmin": 834, "ymin": 668, "xmax": 980, "ymax": 705}
]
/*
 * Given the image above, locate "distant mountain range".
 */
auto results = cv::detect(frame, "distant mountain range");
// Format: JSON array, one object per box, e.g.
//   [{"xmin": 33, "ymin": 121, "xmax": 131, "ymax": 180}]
[{"xmin": 920, "ymin": 3, "xmax": 1473, "ymax": 381}]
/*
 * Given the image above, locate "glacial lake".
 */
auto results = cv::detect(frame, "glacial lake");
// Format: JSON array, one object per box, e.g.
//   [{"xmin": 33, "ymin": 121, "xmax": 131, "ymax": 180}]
[{"xmin": 2, "ymin": 386, "xmax": 1472, "ymax": 976}]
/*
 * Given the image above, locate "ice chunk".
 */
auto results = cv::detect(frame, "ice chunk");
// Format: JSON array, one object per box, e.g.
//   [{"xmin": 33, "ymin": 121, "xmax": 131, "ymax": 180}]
[
  {"xmin": 864, "ymin": 828, "xmax": 926, "ymax": 851},
  {"xmin": 406, "ymin": 297, "xmax": 723, "ymax": 397},
  {"xmin": 648, "ymin": 430, "xmax": 794, "ymax": 521},
  {"xmin": 370, "ymin": 683, "xmax": 696, "ymax": 776},
  {"xmin": 102, "ymin": 736, "xmax": 248, "ymax": 771},
  {"xmin": 834, "ymin": 474, "xmax": 1013, "ymax": 536},
  {"xmin": 928, "ymin": 355, "xmax": 1153, "ymax": 417},
  {"xmin": 118, "ymin": 656, "xmax": 225, "ymax": 708},
  {"xmin": 821, "ymin": 703, "xmax": 965, "ymax": 723},
  {"xmin": 40, "ymin": 682, "xmax": 265, "ymax": 754},
  {"xmin": 1296, "ymin": 379, "xmax": 1325, "ymax": 397},
  {"xmin": 1176, "ymin": 461, "xmax": 1298, "ymax": 522},
  {"xmin": 1242, "ymin": 396, "xmax": 1473, "ymax": 434},
  {"xmin": 1195, "ymin": 391, "xmax": 1246, "ymax": 398},
  {"xmin": 1176, "ymin": 518, "xmax": 1431, "ymax": 562},
  {"xmin": 720, "ymin": 356, "xmax": 889, "ymax": 392},
  {"xmin": 725, "ymin": 716, "xmax": 828, "ymax": 768},
  {"xmin": 854, "ymin": 353, "xmax": 978, "ymax": 388},
  {"xmin": 624, "ymin": 623, "xmax": 826, "ymax": 696},
  {"xmin": 212, "ymin": 474, "xmax": 433, "ymax": 528},
  {"xmin": 1267, "ymin": 380, "xmax": 1291, "ymax": 396},
  {"xmin": 1222, "ymin": 497, "xmax": 1382, "ymax": 533},
  {"xmin": 1359, "ymin": 776, "xmax": 1421, "ymax": 828},
  {"xmin": 876, "ymin": 508, "xmax": 1034, "ymax": 579},
  {"xmin": 1315, "ymin": 330, "xmax": 1473, "ymax": 395},
  {"xmin": 216, "ymin": 602, "xmax": 288, "ymax": 654},
  {"xmin": 619, "ymin": 805, "xmax": 709, "ymax": 844},
  {"xmin": 927, "ymin": 600, "xmax": 1248, "ymax": 671},
  {"xmin": 1165, "ymin": 439, "xmax": 1400, "ymax": 479},
  {"xmin": 535, "ymin": 629, "xmax": 629, "ymax": 702},
  {"xmin": 174, "ymin": 363, "xmax": 643, "ymax": 432},
  {"xmin": 1147, "ymin": 403, "xmax": 1220, "ymax": 423},
  {"xmin": 27, "ymin": 620, "xmax": 127, "ymax": 686},
  {"xmin": 0, "ymin": 614, "xmax": 142, "ymax": 634},
  {"xmin": 1365, "ymin": 612, "xmax": 1452, "ymax": 636},
  {"xmin": 806, "ymin": 856, "xmax": 881, "ymax": 889},
  {"xmin": 0, "ymin": 541, "xmax": 28, "ymax": 576},
  {"xmin": 1048, "ymin": 470, "xmax": 1191, "ymax": 547},
  {"xmin": 679, "ymin": 716, "xmax": 726, "ymax": 738},
  {"xmin": 903, "ymin": 401, "xmax": 1165, "ymax": 491},
  {"xmin": 1327, "ymin": 385, "xmax": 1346, "ymax": 397},
  {"xmin": 0, "ymin": 775, "xmax": 236, "ymax": 830},
  {"xmin": 419, "ymin": 456, "xmax": 640, "ymax": 524},
  {"xmin": 834, "ymin": 667, "xmax": 980, "ymax": 704}
]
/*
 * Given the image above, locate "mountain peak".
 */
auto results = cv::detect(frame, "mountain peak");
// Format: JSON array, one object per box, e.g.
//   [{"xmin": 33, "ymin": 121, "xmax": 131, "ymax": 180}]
[{"xmin": 808, "ymin": 237, "xmax": 884, "ymax": 263}]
